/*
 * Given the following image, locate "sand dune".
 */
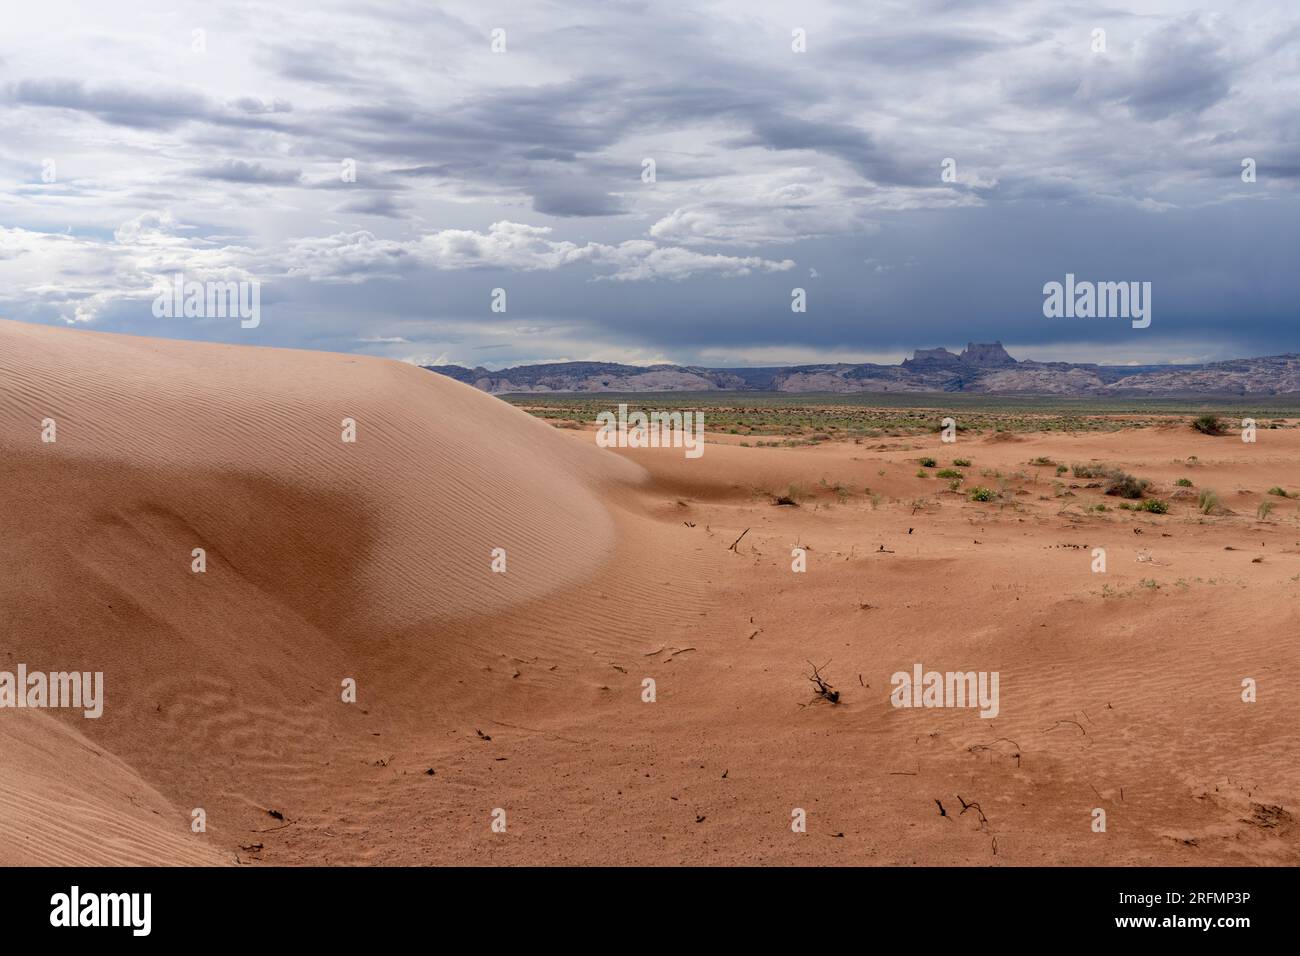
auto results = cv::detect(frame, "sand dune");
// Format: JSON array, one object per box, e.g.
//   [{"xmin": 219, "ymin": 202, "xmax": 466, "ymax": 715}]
[
  {"xmin": 2, "ymin": 318, "xmax": 1296, "ymax": 865},
  {"xmin": 0, "ymin": 318, "xmax": 681, "ymax": 864}
]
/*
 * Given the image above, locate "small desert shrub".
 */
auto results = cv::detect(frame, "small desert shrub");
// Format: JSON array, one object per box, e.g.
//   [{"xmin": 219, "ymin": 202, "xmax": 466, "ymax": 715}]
[
  {"xmin": 1030, "ymin": 456, "xmax": 1054, "ymax": 466},
  {"xmin": 1072, "ymin": 462, "xmax": 1112, "ymax": 479},
  {"xmin": 953, "ymin": 458, "xmax": 972, "ymax": 467},
  {"xmin": 936, "ymin": 468, "xmax": 963, "ymax": 479},
  {"xmin": 968, "ymin": 486, "xmax": 996, "ymax": 502},
  {"xmin": 1104, "ymin": 471, "xmax": 1150, "ymax": 499},
  {"xmin": 919, "ymin": 456, "xmax": 937, "ymax": 468},
  {"xmin": 1267, "ymin": 486, "xmax": 1289, "ymax": 497},
  {"xmin": 948, "ymin": 478, "xmax": 962, "ymax": 492},
  {"xmin": 1175, "ymin": 477, "xmax": 1193, "ymax": 487},
  {"xmin": 1258, "ymin": 501, "xmax": 1275, "ymax": 519},
  {"xmin": 1055, "ymin": 464, "xmax": 1068, "ymax": 475},
  {"xmin": 1192, "ymin": 414, "xmax": 1225, "ymax": 436},
  {"xmin": 1138, "ymin": 498, "xmax": 1169, "ymax": 514},
  {"xmin": 916, "ymin": 468, "xmax": 928, "ymax": 478},
  {"xmin": 1198, "ymin": 489, "xmax": 1219, "ymax": 515}
]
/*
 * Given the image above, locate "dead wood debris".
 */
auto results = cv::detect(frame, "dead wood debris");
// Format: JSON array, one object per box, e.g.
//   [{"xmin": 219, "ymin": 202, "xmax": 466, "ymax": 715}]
[{"xmin": 807, "ymin": 660, "xmax": 840, "ymax": 704}]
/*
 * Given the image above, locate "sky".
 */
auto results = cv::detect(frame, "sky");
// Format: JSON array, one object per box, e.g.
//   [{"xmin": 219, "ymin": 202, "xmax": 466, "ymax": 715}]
[{"xmin": 1, "ymin": 0, "xmax": 1298, "ymax": 370}]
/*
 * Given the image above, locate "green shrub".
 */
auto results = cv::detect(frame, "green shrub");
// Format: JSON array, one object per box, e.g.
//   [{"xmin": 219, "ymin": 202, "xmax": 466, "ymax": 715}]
[
  {"xmin": 1072, "ymin": 462, "xmax": 1112, "ymax": 479},
  {"xmin": 1258, "ymin": 501, "xmax": 1275, "ymax": 519},
  {"xmin": 1267, "ymin": 487, "xmax": 1289, "ymax": 497},
  {"xmin": 1138, "ymin": 498, "xmax": 1168, "ymax": 514},
  {"xmin": 1175, "ymin": 478, "xmax": 1193, "ymax": 487},
  {"xmin": 968, "ymin": 486, "xmax": 996, "ymax": 502},
  {"xmin": 919, "ymin": 457, "xmax": 937, "ymax": 468},
  {"xmin": 936, "ymin": 468, "xmax": 964, "ymax": 479},
  {"xmin": 1198, "ymin": 489, "xmax": 1218, "ymax": 515},
  {"xmin": 1104, "ymin": 472, "xmax": 1150, "ymax": 499},
  {"xmin": 1192, "ymin": 414, "xmax": 1225, "ymax": 436},
  {"xmin": 953, "ymin": 458, "xmax": 972, "ymax": 467}
]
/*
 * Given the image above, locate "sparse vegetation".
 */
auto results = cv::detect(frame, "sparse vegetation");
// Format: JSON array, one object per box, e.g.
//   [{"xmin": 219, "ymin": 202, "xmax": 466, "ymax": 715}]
[
  {"xmin": 1138, "ymin": 498, "xmax": 1169, "ymax": 514},
  {"xmin": 1267, "ymin": 486, "xmax": 1289, "ymax": 497},
  {"xmin": 1258, "ymin": 501, "xmax": 1275, "ymax": 520},
  {"xmin": 1198, "ymin": 489, "xmax": 1219, "ymax": 515},
  {"xmin": 936, "ymin": 468, "xmax": 964, "ymax": 480},
  {"xmin": 514, "ymin": 395, "xmax": 1300, "ymax": 444},
  {"xmin": 968, "ymin": 486, "xmax": 996, "ymax": 502},
  {"xmin": 1175, "ymin": 478, "xmax": 1193, "ymax": 487},
  {"xmin": 953, "ymin": 458, "xmax": 972, "ymax": 467},
  {"xmin": 919, "ymin": 456, "xmax": 937, "ymax": 468}
]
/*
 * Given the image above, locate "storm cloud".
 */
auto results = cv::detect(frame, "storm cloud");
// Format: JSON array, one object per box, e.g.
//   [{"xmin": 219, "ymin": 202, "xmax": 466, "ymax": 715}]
[{"xmin": 0, "ymin": 0, "xmax": 1296, "ymax": 368}]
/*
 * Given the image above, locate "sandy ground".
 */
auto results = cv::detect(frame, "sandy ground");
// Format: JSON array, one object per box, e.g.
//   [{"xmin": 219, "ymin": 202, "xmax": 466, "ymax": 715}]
[{"xmin": 1, "ymin": 318, "xmax": 1296, "ymax": 866}]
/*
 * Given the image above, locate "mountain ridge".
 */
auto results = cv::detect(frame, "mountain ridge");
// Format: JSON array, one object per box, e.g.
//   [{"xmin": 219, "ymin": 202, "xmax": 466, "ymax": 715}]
[{"xmin": 425, "ymin": 341, "xmax": 1300, "ymax": 396}]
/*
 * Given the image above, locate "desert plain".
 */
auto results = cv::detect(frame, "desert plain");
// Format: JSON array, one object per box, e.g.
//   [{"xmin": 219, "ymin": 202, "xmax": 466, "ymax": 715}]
[{"xmin": 1, "ymin": 317, "xmax": 1297, "ymax": 866}]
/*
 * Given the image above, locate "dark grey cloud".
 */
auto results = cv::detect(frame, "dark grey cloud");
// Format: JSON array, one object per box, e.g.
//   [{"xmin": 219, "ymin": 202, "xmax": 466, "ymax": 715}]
[
  {"xmin": 531, "ymin": 182, "xmax": 625, "ymax": 217},
  {"xmin": 259, "ymin": 41, "xmax": 387, "ymax": 92},
  {"xmin": 6, "ymin": 78, "xmax": 291, "ymax": 131},
  {"xmin": 7, "ymin": 78, "xmax": 209, "ymax": 130},
  {"xmin": 192, "ymin": 160, "xmax": 303, "ymax": 185},
  {"xmin": 334, "ymin": 193, "xmax": 405, "ymax": 217},
  {"xmin": 829, "ymin": 28, "xmax": 1024, "ymax": 67},
  {"xmin": 726, "ymin": 111, "xmax": 928, "ymax": 187},
  {"xmin": 1116, "ymin": 18, "xmax": 1234, "ymax": 120},
  {"xmin": 230, "ymin": 96, "xmax": 293, "ymax": 115}
]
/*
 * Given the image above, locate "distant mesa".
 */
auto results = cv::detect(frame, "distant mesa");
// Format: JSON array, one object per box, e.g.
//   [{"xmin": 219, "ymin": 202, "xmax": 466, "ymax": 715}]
[
  {"xmin": 902, "ymin": 347, "xmax": 962, "ymax": 367},
  {"xmin": 959, "ymin": 341, "xmax": 1017, "ymax": 367},
  {"xmin": 903, "ymin": 342, "xmax": 1015, "ymax": 369}
]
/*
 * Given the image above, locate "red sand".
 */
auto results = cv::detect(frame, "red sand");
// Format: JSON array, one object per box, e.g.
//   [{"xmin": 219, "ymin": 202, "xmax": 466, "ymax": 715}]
[{"xmin": 1, "ymin": 319, "xmax": 1295, "ymax": 865}]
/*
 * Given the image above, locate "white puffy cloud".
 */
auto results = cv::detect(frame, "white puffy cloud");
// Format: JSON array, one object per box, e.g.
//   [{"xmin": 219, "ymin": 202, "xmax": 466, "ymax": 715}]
[{"xmin": 280, "ymin": 221, "xmax": 793, "ymax": 283}]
